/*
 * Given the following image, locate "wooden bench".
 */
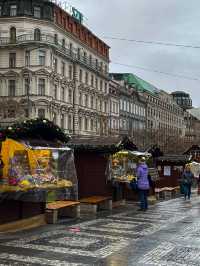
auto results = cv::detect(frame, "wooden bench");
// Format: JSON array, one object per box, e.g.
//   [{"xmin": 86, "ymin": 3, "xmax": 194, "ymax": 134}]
[
  {"xmin": 80, "ymin": 196, "xmax": 112, "ymax": 214},
  {"xmin": 155, "ymin": 187, "xmax": 176, "ymax": 200},
  {"xmin": 46, "ymin": 201, "xmax": 80, "ymax": 224}
]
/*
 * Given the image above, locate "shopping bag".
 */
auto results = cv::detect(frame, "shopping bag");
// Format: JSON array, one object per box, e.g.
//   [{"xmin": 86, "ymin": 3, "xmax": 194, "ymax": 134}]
[
  {"xmin": 130, "ymin": 179, "xmax": 138, "ymax": 191},
  {"xmin": 180, "ymin": 183, "xmax": 184, "ymax": 194}
]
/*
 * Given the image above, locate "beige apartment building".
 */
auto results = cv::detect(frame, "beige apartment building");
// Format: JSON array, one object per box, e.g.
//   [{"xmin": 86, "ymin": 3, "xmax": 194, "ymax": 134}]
[{"xmin": 0, "ymin": 0, "xmax": 110, "ymax": 136}]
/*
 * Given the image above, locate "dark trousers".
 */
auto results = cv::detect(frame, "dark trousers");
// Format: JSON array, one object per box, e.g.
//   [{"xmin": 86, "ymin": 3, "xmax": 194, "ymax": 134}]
[
  {"xmin": 139, "ymin": 189, "xmax": 148, "ymax": 210},
  {"xmin": 183, "ymin": 184, "xmax": 191, "ymax": 199}
]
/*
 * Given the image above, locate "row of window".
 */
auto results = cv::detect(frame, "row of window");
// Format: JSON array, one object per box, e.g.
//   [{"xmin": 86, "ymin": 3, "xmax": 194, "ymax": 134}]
[
  {"xmin": 6, "ymin": 27, "xmax": 108, "ymax": 75},
  {"xmin": 79, "ymin": 93, "xmax": 108, "ymax": 113},
  {"xmin": 148, "ymin": 107, "xmax": 183, "ymax": 125},
  {"xmin": 54, "ymin": 8, "xmax": 109, "ymax": 58},
  {"xmin": 110, "ymin": 101, "xmax": 119, "ymax": 114},
  {"xmin": 119, "ymin": 119, "xmax": 145, "ymax": 131},
  {"xmin": 39, "ymin": 109, "xmax": 105, "ymax": 133},
  {"xmin": 11, "ymin": 49, "xmax": 107, "ymax": 90},
  {"xmin": 3, "ymin": 79, "xmax": 108, "ymax": 111},
  {"xmin": 110, "ymin": 119, "xmax": 119, "ymax": 130},
  {"xmin": 0, "ymin": 4, "xmax": 109, "ymax": 58},
  {"xmin": 148, "ymin": 95, "xmax": 182, "ymax": 115},
  {"xmin": 3, "ymin": 78, "xmax": 74, "ymax": 103},
  {"xmin": 79, "ymin": 117, "xmax": 100, "ymax": 132},
  {"xmin": 147, "ymin": 120, "xmax": 183, "ymax": 130},
  {"xmin": 120, "ymin": 99, "xmax": 146, "ymax": 117},
  {"xmin": 79, "ymin": 68, "xmax": 108, "ymax": 92},
  {"xmin": 0, "ymin": 5, "xmax": 42, "ymax": 18}
]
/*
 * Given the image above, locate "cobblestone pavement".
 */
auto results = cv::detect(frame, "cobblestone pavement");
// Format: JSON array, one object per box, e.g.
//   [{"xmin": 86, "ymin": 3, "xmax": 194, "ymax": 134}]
[{"xmin": 1, "ymin": 194, "xmax": 200, "ymax": 265}]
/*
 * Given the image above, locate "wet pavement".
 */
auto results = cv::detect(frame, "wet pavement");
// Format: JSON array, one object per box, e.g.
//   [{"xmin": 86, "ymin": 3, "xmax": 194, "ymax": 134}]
[{"xmin": 1, "ymin": 194, "xmax": 200, "ymax": 265}]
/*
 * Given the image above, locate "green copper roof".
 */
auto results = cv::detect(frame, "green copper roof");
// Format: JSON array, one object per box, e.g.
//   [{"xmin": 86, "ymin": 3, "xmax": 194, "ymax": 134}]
[{"xmin": 110, "ymin": 73, "xmax": 159, "ymax": 95}]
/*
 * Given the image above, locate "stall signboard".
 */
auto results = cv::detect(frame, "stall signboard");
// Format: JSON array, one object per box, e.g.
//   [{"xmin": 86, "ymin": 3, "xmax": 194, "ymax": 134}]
[{"xmin": 164, "ymin": 166, "xmax": 171, "ymax": 176}]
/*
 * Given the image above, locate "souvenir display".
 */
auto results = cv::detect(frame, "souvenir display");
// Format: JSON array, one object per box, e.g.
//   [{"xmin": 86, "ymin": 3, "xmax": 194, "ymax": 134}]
[
  {"xmin": 111, "ymin": 151, "xmax": 137, "ymax": 183},
  {"xmin": 0, "ymin": 139, "xmax": 75, "ymax": 194},
  {"xmin": 110, "ymin": 150, "xmax": 152, "ymax": 183}
]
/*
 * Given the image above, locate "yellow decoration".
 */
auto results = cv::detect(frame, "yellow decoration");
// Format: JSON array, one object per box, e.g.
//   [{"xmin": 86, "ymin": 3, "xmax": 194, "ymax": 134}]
[
  {"xmin": 19, "ymin": 180, "xmax": 31, "ymax": 187},
  {"xmin": 0, "ymin": 138, "xmax": 73, "ymax": 193}
]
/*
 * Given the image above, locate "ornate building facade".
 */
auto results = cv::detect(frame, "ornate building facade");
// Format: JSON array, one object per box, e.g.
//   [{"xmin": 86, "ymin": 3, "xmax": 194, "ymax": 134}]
[
  {"xmin": 0, "ymin": 0, "xmax": 110, "ymax": 136},
  {"xmin": 110, "ymin": 74, "xmax": 147, "ymax": 148},
  {"xmin": 110, "ymin": 73, "xmax": 186, "ymax": 151}
]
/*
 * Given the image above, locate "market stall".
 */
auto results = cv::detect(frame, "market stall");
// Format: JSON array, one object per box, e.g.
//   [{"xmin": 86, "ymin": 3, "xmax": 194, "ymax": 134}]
[
  {"xmin": 110, "ymin": 150, "xmax": 152, "ymax": 201},
  {"xmin": 184, "ymin": 145, "xmax": 200, "ymax": 162},
  {"xmin": 0, "ymin": 119, "xmax": 77, "ymax": 225},
  {"xmin": 68, "ymin": 136, "xmax": 138, "ymax": 202},
  {"xmin": 155, "ymin": 155, "xmax": 192, "ymax": 188}
]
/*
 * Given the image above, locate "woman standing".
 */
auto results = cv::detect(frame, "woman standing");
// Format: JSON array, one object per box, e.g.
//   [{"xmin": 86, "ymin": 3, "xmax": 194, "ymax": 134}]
[
  {"xmin": 181, "ymin": 164, "xmax": 194, "ymax": 200},
  {"xmin": 136, "ymin": 157, "xmax": 150, "ymax": 211}
]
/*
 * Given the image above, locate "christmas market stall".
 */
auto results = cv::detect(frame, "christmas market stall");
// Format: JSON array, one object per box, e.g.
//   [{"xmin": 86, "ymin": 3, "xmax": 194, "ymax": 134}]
[
  {"xmin": 0, "ymin": 119, "xmax": 77, "ymax": 226},
  {"xmin": 155, "ymin": 155, "xmax": 192, "ymax": 192},
  {"xmin": 110, "ymin": 150, "xmax": 154, "ymax": 201},
  {"xmin": 184, "ymin": 145, "xmax": 200, "ymax": 162},
  {"xmin": 68, "ymin": 136, "xmax": 138, "ymax": 209}
]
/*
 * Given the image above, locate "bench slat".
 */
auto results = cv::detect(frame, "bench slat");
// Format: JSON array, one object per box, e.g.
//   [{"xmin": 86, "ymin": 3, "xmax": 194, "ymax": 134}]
[
  {"xmin": 46, "ymin": 201, "xmax": 80, "ymax": 210},
  {"xmin": 80, "ymin": 196, "xmax": 111, "ymax": 204}
]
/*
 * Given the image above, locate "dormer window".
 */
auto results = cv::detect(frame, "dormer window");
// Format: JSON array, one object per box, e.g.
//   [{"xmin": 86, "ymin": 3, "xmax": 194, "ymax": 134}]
[
  {"xmin": 34, "ymin": 6, "xmax": 41, "ymax": 18},
  {"xmin": 10, "ymin": 5, "xmax": 17, "ymax": 16}
]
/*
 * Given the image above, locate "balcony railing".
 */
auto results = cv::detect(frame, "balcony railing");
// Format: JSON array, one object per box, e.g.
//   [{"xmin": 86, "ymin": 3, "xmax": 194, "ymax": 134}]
[{"xmin": 0, "ymin": 34, "xmax": 108, "ymax": 78}]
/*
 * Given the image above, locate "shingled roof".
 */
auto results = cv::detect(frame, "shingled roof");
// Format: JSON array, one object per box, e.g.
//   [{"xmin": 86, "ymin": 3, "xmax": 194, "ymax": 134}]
[
  {"xmin": 68, "ymin": 136, "xmax": 137, "ymax": 153},
  {"xmin": 156, "ymin": 155, "xmax": 192, "ymax": 163}
]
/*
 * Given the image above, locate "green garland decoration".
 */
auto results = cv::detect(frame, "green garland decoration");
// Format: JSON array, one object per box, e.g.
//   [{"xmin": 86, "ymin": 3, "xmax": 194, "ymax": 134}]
[
  {"xmin": 0, "ymin": 118, "xmax": 70, "ymax": 143},
  {"xmin": 70, "ymin": 136, "xmax": 138, "ymax": 154}
]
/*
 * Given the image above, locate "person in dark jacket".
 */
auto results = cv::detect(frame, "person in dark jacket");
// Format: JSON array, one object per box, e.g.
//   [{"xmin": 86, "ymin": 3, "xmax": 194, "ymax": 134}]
[
  {"xmin": 181, "ymin": 164, "xmax": 194, "ymax": 200},
  {"xmin": 136, "ymin": 157, "xmax": 150, "ymax": 211}
]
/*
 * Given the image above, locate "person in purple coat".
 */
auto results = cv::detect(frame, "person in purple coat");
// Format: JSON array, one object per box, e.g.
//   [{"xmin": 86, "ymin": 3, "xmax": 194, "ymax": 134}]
[{"xmin": 136, "ymin": 157, "xmax": 150, "ymax": 211}]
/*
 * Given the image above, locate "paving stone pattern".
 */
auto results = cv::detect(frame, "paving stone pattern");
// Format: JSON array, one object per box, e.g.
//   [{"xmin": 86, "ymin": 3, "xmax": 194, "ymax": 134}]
[{"xmin": 1, "ymin": 195, "xmax": 200, "ymax": 265}]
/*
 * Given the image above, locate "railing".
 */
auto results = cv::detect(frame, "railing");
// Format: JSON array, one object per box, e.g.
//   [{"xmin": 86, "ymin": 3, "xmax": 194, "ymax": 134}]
[{"xmin": 0, "ymin": 34, "xmax": 108, "ymax": 78}]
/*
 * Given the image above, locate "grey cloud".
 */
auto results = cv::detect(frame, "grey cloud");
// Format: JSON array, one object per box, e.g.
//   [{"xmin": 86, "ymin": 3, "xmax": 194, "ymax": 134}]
[{"xmin": 71, "ymin": 0, "xmax": 200, "ymax": 106}]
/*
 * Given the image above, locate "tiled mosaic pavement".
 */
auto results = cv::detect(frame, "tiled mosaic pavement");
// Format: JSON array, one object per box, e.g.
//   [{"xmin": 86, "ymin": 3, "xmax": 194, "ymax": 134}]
[{"xmin": 1, "ymin": 195, "xmax": 200, "ymax": 265}]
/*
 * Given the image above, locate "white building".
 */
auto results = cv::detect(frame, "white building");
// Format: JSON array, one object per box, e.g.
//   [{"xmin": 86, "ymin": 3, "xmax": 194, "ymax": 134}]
[{"xmin": 0, "ymin": 0, "xmax": 110, "ymax": 136}]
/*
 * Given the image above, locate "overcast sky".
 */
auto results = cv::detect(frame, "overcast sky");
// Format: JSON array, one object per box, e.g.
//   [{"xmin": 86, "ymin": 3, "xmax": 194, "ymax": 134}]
[{"xmin": 70, "ymin": 0, "xmax": 200, "ymax": 106}]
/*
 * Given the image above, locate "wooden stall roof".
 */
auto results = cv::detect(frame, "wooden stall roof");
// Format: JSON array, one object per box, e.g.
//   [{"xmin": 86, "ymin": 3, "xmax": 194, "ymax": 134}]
[
  {"xmin": 68, "ymin": 136, "xmax": 137, "ymax": 153},
  {"xmin": 184, "ymin": 145, "xmax": 200, "ymax": 155},
  {"xmin": 156, "ymin": 155, "xmax": 192, "ymax": 163},
  {"xmin": 23, "ymin": 139, "xmax": 66, "ymax": 148}
]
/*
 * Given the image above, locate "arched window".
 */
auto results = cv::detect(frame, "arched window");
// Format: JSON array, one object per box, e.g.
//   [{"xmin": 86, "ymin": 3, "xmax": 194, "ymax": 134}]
[
  {"xmin": 34, "ymin": 28, "xmax": 41, "ymax": 41},
  {"xmin": 10, "ymin": 27, "xmax": 16, "ymax": 43}
]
